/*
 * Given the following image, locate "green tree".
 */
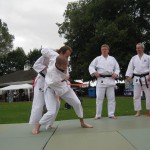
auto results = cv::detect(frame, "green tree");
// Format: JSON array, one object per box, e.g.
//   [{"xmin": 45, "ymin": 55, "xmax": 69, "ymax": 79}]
[
  {"xmin": 57, "ymin": 0, "xmax": 150, "ymax": 81},
  {"xmin": 0, "ymin": 55, "xmax": 7, "ymax": 76},
  {"xmin": 0, "ymin": 47, "xmax": 27, "ymax": 75},
  {"xmin": 0, "ymin": 19, "xmax": 14, "ymax": 55},
  {"xmin": 6, "ymin": 47, "xmax": 27, "ymax": 73},
  {"xmin": 27, "ymin": 48, "xmax": 41, "ymax": 67}
]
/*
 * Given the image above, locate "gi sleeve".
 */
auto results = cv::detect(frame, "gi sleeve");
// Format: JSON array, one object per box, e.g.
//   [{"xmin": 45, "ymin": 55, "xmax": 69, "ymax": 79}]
[
  {"xmin": 125, "ymin": 56, "xmax": 134, "ymax": 77},
  {"xmin": 113, "ymin": 58, "xmax": 120, "ymax": 75},
  {"xmin": 89, "ymin": 58, "xmax": 97, "ymax": 76},
  {"xmin": 41, "ymin": 48, "xmax": 58, "ymax": 61},
  {"xmin": 33, "ymin": 56, "xmax": 46, "ymax": 73},
  {"xmin": 148, "ymin": 55, "xmax": 150, "ymax": 74}
]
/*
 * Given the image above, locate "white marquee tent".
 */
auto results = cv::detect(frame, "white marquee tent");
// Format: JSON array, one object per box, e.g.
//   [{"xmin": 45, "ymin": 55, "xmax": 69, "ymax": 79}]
[
  {"xmin": 0, "ymin": 84, "xmax": 33, "ymax": 101},
  {"xmin": 0, "ymin": 84, "xmax": 32, "ymax": 91}
]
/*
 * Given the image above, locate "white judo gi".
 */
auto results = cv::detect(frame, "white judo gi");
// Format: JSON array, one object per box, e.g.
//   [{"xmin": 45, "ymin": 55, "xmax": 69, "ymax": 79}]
[
  {"xmin": 89, "ymin": 55, "xmax": 120, "ymax": 118},
  {"xmin": 126, "ymin": 54, "xmax": 150, "ymax": 111},
  {"xmin": 39, "ymin": 62, "xmax": 83, "ymax": 129},
  {"xmin": 36, "ymin": 48, "xmax": 60, "ymax": 129},
  {"xmin": 29, "ymin": 55, "xmax": 49, "ymax": 125}
]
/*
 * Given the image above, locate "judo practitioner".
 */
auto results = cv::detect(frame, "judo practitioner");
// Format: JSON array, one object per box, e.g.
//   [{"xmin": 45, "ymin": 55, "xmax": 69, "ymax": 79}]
[
  {"xmin": 89, "ymin": 44, "xmax": 120, "ymax": 119},
  {"xmin": 30, "ymin": 46, "xmax": 72, "ymax": 134},
  {"xmin": 126, "ymin": 43, "xmax": 150, "ymax": 116},
  {"xmin": 33, "ymin": 56, "xmax": 93, "ymax": 134},
  {"xmin": 31, "ymin": 46, "xmax": 72, "ymax": 134}
]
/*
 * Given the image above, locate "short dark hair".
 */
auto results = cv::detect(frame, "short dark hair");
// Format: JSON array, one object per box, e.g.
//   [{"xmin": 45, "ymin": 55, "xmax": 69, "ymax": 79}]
[{"xmin": 57, "ymin": 45, "xmax": 72, "ymax": 54}]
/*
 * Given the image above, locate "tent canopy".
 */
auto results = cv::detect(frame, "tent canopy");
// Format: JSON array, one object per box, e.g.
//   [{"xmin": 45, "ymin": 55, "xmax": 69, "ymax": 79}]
[{"xmin": 0, "ymin": 84, "xmax": 32, "ymax": 91}]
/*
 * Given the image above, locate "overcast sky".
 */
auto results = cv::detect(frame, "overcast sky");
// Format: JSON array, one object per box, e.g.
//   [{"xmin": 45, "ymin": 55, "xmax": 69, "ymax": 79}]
[{"xmin": 0, "ymin": 0, "xmax": 75, "ymax": 54}]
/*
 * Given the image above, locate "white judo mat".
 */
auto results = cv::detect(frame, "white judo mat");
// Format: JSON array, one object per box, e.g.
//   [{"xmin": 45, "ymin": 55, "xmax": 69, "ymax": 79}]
[{"xmin": 0, "ymin": 116, "xmax": 150, "ymax": 150}]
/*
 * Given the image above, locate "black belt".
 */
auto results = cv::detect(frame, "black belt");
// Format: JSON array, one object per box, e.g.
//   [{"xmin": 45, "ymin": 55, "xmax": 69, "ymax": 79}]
[
  {"xmin": 39, "ymin": 72, "xmax": 45, "ymax": 78},
  {"xmin": 133, "ymin": 73, "xmax": 149, "ymax": 88},
  {"xmin": 61, "ymin": 79, "xmax": 67, "ymax": 82},
  {"xmin": 100, "ymin": 75, "xmax": 112, "ymax": 78}
]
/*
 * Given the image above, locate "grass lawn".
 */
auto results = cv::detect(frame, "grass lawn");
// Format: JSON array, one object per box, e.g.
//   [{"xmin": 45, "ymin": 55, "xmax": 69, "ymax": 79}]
[{"xmin": 0, "ymin": 96, "xmax": 147, "ymax": 124}]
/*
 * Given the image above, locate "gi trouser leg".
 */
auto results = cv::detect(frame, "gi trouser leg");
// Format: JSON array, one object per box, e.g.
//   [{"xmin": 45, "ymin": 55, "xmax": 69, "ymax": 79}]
[
  {"xmin": 29, "ymin": 77, "xmax": 45, "ymax": 125},
  {"xmin": 106, "ymin": 86, "xmax": 116, "ymax": 117},
  {"xmin": 133, "ymin": 85, "xmax": 142, "ymax": 111},
  {"xmin": 39, "ymin": 87, "xmax": 60, "ymax": 129},
  {"xmin": 142, "ymin": 85, "xmax": 150, "ymax": 110},
  {"xmin": 96, "ymin": 87, "xmax": 106, "ymax": 118},
  {"xmin": 61, "ymin": 88, "xmax": 83, "ymax": 118}
]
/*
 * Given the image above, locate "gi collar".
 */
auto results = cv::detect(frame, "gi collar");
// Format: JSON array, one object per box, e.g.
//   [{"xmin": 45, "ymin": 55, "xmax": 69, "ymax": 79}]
[{"xmin": 55, "ymin": 63, "xmax": 65, "ymax": 72}]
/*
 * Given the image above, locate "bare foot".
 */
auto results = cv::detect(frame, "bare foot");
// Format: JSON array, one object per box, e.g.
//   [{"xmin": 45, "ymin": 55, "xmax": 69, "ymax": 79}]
[
  {"xmin": 81, "ymin": 123, "xmax": 93, "ymax": 128},
  {"xmin": 109, "ymin": 116, "xmax": 117, "ymax": 119},
  {"xmin": 94, "ymin": 116, "xmax": 101, "ymax": 120},
  {"xmin": 32, "ymin": 124, "xmax": 41, "ymax": 135},
  {"xmin": 32, "ymin": 128, "xmax": 40, "ymax": 134},
  {"xmin": 135, "ymin": 111, "xmax": 140, "ymax": 117},
  {"xmin": 135, "ymin": 113, "xmax": 140, "ymax": 117},
  {"xmin": 47, "ymin": 125, "xmax": 55, "ymax": 130}
]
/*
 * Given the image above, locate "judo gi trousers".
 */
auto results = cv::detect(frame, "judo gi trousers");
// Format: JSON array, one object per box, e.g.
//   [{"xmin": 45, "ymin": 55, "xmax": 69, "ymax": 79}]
[
  {"xmin": 133, "ymin": 84, "xmax": 150, "ymax": 111},
  {"xmin": 95, "ymin": 86, "xmax": 116, "ymax": 118},
  {"xmin": 29, "ymin": 76, "xmax": 45, "ymax": 125},
  {"xmin": 39, "ymin": 87, "xmax": 83, "ymax": 129}
]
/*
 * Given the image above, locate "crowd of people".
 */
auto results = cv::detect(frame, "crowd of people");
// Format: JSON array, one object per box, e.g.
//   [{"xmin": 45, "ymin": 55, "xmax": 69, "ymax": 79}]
[
  {"xmin": 29, "ymin": 43, "xmax": 150, "ymax": 134},
  {"xmin": 3, "ymin": 90, "xmax": 28, "ymax": 102}
]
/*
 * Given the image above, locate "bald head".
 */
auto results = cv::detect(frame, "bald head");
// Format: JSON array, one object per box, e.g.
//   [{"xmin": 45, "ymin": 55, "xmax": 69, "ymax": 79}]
[{"xmin": 55, "ymin": 55, "xmax": 68, "ymax": 71}]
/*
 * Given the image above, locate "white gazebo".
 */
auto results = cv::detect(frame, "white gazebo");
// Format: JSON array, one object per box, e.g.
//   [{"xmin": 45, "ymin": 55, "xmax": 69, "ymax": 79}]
[
  {"xmin": 0, "ymin": 84, "xmax": 33, "ymax": 101},
  {"xmin": 0, "ymin": 84, "xmax": 32, "ymax": 91}
]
